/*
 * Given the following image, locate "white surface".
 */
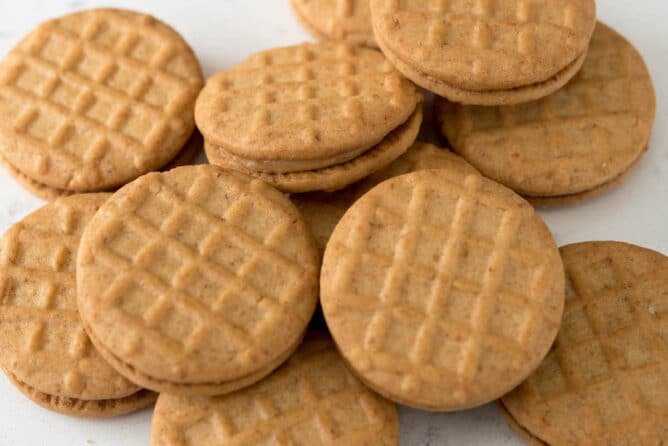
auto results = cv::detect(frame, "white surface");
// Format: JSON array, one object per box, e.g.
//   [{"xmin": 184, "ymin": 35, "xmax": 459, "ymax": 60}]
[{"xmin": 0, "ymin": 1, "xmax": 666, "ymax": 445}]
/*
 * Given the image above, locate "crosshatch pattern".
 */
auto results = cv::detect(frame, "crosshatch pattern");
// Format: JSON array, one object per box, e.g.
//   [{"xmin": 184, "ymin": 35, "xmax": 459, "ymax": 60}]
[
  {"xmin": 321, "ymin": 169, "xmax": 564, "ymax": 410},
  {"xmin": 77, "ymin": 166, "xmax": 320, "ymax": 385},
  {"xmin": 195, "ymin": 42, "xmax": 420, "ymax": 161},
  {"xmin": 0, "ymin": 9, "xmax": 202, "ymax": 191},
  {"xmin": 151, "ymin": 335, "xmax": 398, "ymax": 446},
  {"xmin": 438, "ymin": 23, "xmax": 655, "ymax": 197},
  {"xmin": 0, "ymin": 194, "xmax": 139, "ymax": 400},
  {"xmin": 291, "ymin": 0, "xmax": 375, "ymax": 46},
  {"xmin": 370, "ymin": 0, "xmax": 597, "ymax": 90},
  {"xmin": 503, "ymin": 242, "xmax": 668, "ymax": 444}
]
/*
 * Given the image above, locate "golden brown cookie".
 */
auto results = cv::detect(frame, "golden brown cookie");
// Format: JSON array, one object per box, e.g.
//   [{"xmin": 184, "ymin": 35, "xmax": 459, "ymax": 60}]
[
  {"xmin": 76, "ymin": 165, "xmax": 320, "ymax": 396},
  {"xmin": 290, "ymin": 0, "xmax": 377, "ymax": 47},
  {"xmin": 151, "ymin": 333, "xmax": 399, "ymax": 446},
  {"xmin": 1, "ymin": 130, "xmax": 204, "ymax": 202},
  {"xmin": 0, "ymin": 8, "xmax": 203, "ymax": 192},
  {"xmin": 321, "ymin": 169, "xmax": 565, "ymax": 411},
  {"xmin": 370, "ymin": 0, "xmax": 596, "ymax": 105},
  {"xmin": 0, "ymin": 193, "xmax": 156, "ymax": 417},
  {"xmin": 196, "ymin": 42, "xmax": 421, "ymax": 191},
  {"xmin": 292, "ymin": 142, "xmax": 479, "ymax": 252},
  {"xmin": 437, "ymin": 23, "xmax": 655, "ymax": 202},
  {"xmin": 503, "ymin": 242, "xmax": 668, "ymax": 445},
  {"xmin": 205, "ymin": 106, "xmax": 422, "ymax": 193}
]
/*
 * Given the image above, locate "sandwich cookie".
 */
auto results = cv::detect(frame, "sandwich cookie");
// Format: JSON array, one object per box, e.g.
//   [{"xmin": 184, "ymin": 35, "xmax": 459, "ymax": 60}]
[
  {"xmin": 0, "ymin": 9, "xmax": 203, "ymax": 194},
  {"xmin": 437, "ymin": 23, "xmax": 655, "ymax": 206},
  {"xmin": 197, "ymin": 42, "xmax": 422, "ymax": 193},
  {"xmin": 76, "ymin": 165, "xmax": 320, "ymax": 396},
  {"xmin": 502, "ymin": 242, "xmax": 668, "ymax": 445},
  {"xmin": 321, "ymin": 169, "xmax": 565, "ymax": 411},
  {"xmin": 151, "ymin": 333, "xmax": 399, "ymax": 446},
  {"xmin": 370, "ymin": 0, "xmax": 596, "ymax": 105},
  {"xmin": 0, "ymin": 194, "xmax": 155, "ymax": 417}
]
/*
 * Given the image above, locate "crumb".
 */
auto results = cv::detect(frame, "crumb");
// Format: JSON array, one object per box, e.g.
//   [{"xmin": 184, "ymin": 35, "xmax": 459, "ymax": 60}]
[{"xmin": 648, "ymin": 305, "xmax": 656, "ymax": 315}]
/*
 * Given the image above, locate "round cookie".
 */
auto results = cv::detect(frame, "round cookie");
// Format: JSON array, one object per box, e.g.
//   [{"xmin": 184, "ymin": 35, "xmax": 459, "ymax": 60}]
[
  {"xmin": 151, "ymin": 333, "xmax": 399, "ymax": 446},
  {"xmin": 292, "ymin": 142, "xmax": 479, "ymax": 251},
  {"xmin": 0, "ymin": 193, "xmax": 155, "ymax": 417},
  {"xmin": 321, "ymin": 169, "xmax": 565, "ymax": 411},
  {"xmin": 0, "ymin": 8, "xmax": 203, "ymax": 192},
  {"xmin": 0, "ymin": 130, "xmax": 204, "ymax": 202},
  {"xmin": 503, "ymin": 242, "xmax": 668, "ymax": 445},
  {"xmin": 76, "ymin": 165, "xmax": 320, "ymax": 396},
  {"xmin": 437, "ymin": 23, "xmax": 655, "ymax": 202},
  {"xmin": 370, "ymin": 0, "xmax": 596, "ymax": 104},
  {"xmin": 205, "ymin": 107, "xmax": 422, "ymax": 193},
  {"xmin": 290, "ymin": 0, "xmax": 377, "ymax": 47},
  {"xmin": 195, "ymin": 42, "xmax": 421, "ymax": 176}
]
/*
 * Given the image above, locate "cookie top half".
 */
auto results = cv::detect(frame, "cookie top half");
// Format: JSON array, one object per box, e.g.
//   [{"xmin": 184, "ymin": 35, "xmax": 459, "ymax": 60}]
[
  {"xmin": 0, "ymin": 193, "xmax": 140, "ymax": 401},
  {"xmin": 503, "ymin": 242, "xmax": 668, "ymax": 444},
  {"xmin": 321, "ymin": 169, "xmax": 565, "ymax": 410},
  {"xmin": 0, "ymin": 8, "xmax": 203, "ymax": 191},
  {"xmin": 76, "ymin": 165, "xmax": 320, "ymax": 391},
  {"xmin": 195, "ymin": 42, "xmax": 421, "ymax": 163},
  {"xmin": 437, "ymin": 22, "xmax": 655, "ymax": 198},
  {"xmin": 370, "ymin": 0, "xmax": 596, "ymax": 91},
  {"xmin": 151, "ymin": 334, "xmax": 399, "ymax": 446}
]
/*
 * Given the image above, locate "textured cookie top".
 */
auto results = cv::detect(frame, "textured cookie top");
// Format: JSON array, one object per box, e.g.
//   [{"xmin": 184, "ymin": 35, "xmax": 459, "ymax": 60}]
[
  {"xmin": 503, "ymin": 242, "xmax": 668, "ymax": 444},
  {"xmin": 291, "ymin": 0, "xmax": 376, "ymax": 47},
  {"xmin": 0, "ymin": 194, "xmax": 140, "ymax": 400},
  {"xmin": 195, "ymin": 42, "xmax": 420, "ymax": 161},
  {"xmin": 151, "ymin": 334, "xmax": 398, "ymax": 446},
  {"xmin": 370, "ymin": 0, "xmax": 596, "ymax": 91},
  {"xmin": 321, "ymin": 169, "xmax": 565, "ymax": 410},
  {"xmin": 0, "ymin": 8, "xmax": 203, "ymax": 191},
  {"xmin": 77, "ymin": 166, "xmax": 319, "ymax": 385},
  {"xmin": 438, "ymin": 23, "xmax": 655, "ymax": 197}
]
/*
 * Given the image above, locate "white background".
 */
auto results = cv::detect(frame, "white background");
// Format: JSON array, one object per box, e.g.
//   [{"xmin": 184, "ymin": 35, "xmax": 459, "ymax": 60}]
[{"xmin": 0, "ymin": 1, "xmax": 666, "ymax": 445}]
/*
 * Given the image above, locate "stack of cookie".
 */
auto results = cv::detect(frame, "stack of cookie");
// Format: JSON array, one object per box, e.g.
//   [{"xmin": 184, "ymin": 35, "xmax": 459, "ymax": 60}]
[
  {"xmin": 195, "ymin": 42, "xmax": 423, "ymax": 193},
  {"xmin": 0, "ymin": 9, "xmax": 204, "ymax": 201}
]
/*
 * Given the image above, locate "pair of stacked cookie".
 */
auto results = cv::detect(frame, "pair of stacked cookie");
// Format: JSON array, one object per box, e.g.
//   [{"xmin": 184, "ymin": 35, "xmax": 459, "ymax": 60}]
[
  {"xmin": 0, "ymin": 9, "xmax": 204, "ymax": 201},
  {"xmin": 292, "ymin": 0, "xmax": 656, "ymax": 206},
  {"xmin": 195, "ymin": 41, "xmax": 423, "ymax": 193}
]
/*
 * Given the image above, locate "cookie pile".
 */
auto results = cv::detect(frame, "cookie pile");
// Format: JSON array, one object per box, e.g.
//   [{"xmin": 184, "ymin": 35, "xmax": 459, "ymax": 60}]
[{"xmin": 0, "ymin": 3, "xmax": 665, "ymax": 445}]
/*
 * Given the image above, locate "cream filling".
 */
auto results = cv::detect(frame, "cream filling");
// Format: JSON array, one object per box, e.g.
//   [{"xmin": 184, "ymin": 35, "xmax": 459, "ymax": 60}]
[{"xmin": 213, "ymin": 143, "xmax": 376, "ymax": 174}]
